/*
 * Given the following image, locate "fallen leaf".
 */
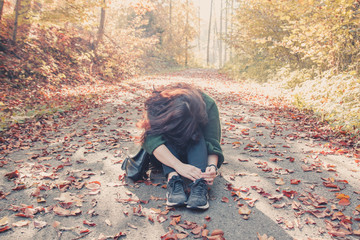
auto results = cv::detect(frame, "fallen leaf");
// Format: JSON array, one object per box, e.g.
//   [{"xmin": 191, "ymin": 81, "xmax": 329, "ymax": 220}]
[
  {"xmin": 79, "ymin": 229, "xmax": 91, "ymax": 234},
  {"xmin": 12, "ymin": 220, "xmax": 30, "ymax": 227},
  {"xmin": 83, "ymin": 220, "xmax": 96, "ymax": 227},
  {"xmin": 275, "ymin": 178, "xmax": 285, "ymax": 185},
  {"xmin": 0, "ymin": 226, "xmax": 11, "ymax": 233},
  {"xmin": 176, "ymin": 233, "xmax": 189, "ymax": 239},
  {"xmin": 211, "ymin": 229, "xmax": 224, "ymax": 236},
  {"xmin": 52, "ymin": 221, "xmax": 61, "ymax": 228},
  {"xmin": 191, "ymin": 225, "xmax": 203, "ymax": 235},
  {"xmin": 86, "ymin": 181, "xmax": 101, "ymax": 190},
  {"xmin": 202, "ymin": 229, "xmax": 209, "ymax": 237},
  {"xmin": 105, "ymin": 219, "xmax": 112, "ymax": 226},
  {"xmin": 238, "ymin": 205, "xmax": 251, "ymax": 215},
  {"xmin": 336, "ymin": 193, "xmax": 350, "ymax": 199},
  {"xmin": 290, "ymin": 179, "xmax": 301, "ymax": 185},
  {"xmin": 305, "ymin": 217, "xmax": 316, "ymax": 225},
  {"xmin": 0, "ymin": 216, "xmax": 9, "ymax": 226},
  {"xmin": 5, "ymin": 170, "xmax": 19, "ymax": 180},
  {"xmin": 257, "ymin": 233, "xmax": 275, "ymax": 240},
  {"xmin": 53, "ymin": 205, "xmax": 70, "ymax": 216},
  {"xmin": 338, "ymin": 198, "xmax": 350, "ymax": 206},
  {"xmin": 170, "ymin": 215, "xmax": 181, "ymax": 226},
  {"xmin": 328, "ymin": 228, "xmax": 352, "ymax": 237},
  {"xmin": 272, "ymin": 203, "xmax": 286, "ymax": 209},
  {"xmin": 34, "ymin": 220, "xmax": 47, "ymax": 229},
  {"xmin": 282, "ymin": 190, "xmax": 297, "ymax": 199},
  {"xmin": 114, "ymin": 231, "xmax": 126, "ymax": 239},
  {"xmin": 161, "ymin": 230, "xmax": 178, "ymax": 240},
  {"xmin": 356, "ymin": 204, "xmax": 360, "ymax": 212}
]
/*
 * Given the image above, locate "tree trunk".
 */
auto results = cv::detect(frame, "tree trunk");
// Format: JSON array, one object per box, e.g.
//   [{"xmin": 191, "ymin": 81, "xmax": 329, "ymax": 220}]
[
  {"xmin": 213, "ymin": 15, "xmax": 217, "ymax": 65},
  {"xmin": 0, "ymin": 0, "xmax": 4, "ymax": 21},
  {"xmin": 219, "ymin": 0, "xmax": 223, "ymax": 68},
  {"xmin": 230, "ymin": 0, "xmax": 234, "ymax": 60},
  {"xmin": 169, "ymin": 0, "xmax": 172, "ymax": 40},
  {"xmin": 185, "ymin": 0, "xmax": 189, "ymax": 66},
  {"xmin": 207, "ymin": 0, "xmax": 213, "ymax": 66},
  {"xmin": 19, "ymin": 0, "xmax": 32, "ymax": 39},
  {"xmin": 95, "ymin": 0, "xmax": 106, "ymax": 49},
  {"xmin": 224, "ymin": 0, "xmax": 228, "ymax": 63},
  {"xmin": 13, "ymin": 0, "xmax": 21, "ymax": 44},
  {"xmin": 198, "ymin": 4, "xmax": 200, "ymax": 52}
]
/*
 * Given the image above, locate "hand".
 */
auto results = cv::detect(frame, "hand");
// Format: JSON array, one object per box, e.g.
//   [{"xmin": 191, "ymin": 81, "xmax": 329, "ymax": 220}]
[
  {"xmin": 175, "ymin": 163, "xmax": 202, "ymax": 181},
  {"xmin": 201, "ymin": 166, "xmax": 217, "ymax": 185}
]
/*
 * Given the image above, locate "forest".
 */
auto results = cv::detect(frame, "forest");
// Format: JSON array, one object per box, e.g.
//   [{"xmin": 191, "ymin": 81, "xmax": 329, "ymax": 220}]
[
  {"xmin": 0, "ymin": 1, "xmax": 360, "ymax": 240},
  {"xmin": 0, "ymin": 0, "xmax": 359, "ymax": 137}
]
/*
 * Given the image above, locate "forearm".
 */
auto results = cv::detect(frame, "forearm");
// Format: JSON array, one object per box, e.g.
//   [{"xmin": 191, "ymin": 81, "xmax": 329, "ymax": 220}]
[
  {"xmin": 207, "ymin": 154, "xmax": 218, "ymax": 167},
  {"xmin": 152, "ymin": 144, "xmax": 183, "ymax": 170}
]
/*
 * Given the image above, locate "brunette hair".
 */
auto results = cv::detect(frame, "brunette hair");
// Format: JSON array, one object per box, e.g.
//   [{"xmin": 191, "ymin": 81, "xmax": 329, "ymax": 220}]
[{"xmin": 138, "ymin": 83, "xmax": 208, "ymax": 149}]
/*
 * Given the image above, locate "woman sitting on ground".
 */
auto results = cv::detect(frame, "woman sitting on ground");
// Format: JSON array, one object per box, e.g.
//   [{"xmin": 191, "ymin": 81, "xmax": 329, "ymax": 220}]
[{"xmin": 138, "ymin": 83, "xmax": 224, "ymax": 210}]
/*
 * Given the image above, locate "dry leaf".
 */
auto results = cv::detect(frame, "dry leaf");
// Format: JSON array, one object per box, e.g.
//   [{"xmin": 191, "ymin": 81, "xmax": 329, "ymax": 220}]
[
  {"xmin": 105, "ymin": 219, "xmax": 112, "ymax": 226},
  {"xmin": 0, "ymin": 216, "xmax": 9, "ymax": 226},
  {"xmin": 338, "ymin": 198, "xmax": 350, "ymax": 206},
  {"xmin": 275, "ymin": 178, "xmax": 285, "ymax": 185},
  {"xmin": 12, "ymin": 220, "xmax": 30, "ymax": 227},
  {"xmin": 257, "ymin": 233, "xmax": 275, "ymax": 240},
  {"xmin": 211, "ymin": 229, "xmax": 224, "ymax": 236},
  {"xmin": 34, "ymin": 220, "xmax": 47, "ymax": 229},
  {"xmin": 238, "ymin": 205, "xmax": 251, "ymax": 215}
]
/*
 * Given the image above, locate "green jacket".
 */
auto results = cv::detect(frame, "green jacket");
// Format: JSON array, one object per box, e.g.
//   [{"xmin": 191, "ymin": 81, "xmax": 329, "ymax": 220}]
[{"xmin": 142, "ymin": 92, "xmax": 224, "ymax": 168}]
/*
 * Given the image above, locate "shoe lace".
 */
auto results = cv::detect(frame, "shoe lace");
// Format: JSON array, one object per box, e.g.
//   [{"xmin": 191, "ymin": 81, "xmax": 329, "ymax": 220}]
[
  {"xmin": 171, "ymin": 178, "xmax": 184, "ymax": 193},
  {"xmin": 191, "ymin": 179, "xmax": 207, "ymax": 196}
]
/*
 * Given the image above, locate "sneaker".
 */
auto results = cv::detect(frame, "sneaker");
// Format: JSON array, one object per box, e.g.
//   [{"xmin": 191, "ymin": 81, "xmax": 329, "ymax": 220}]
[
  {"xmin": 186, "ymin": 178, "xmax": 209, "ymax": 210},
  {"xmin": 166, "ymin": 175, "xmax": 187, "ymax": 207}
]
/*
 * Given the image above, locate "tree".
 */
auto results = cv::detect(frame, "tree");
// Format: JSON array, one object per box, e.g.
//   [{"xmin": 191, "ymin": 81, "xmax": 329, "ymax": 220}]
[
  {"xmin": 229, "ymin": 0, "xmax": 233, "ymax": 60},
  {"xmin": 224, "ymin": 0, "xmax": 228, "ymax": 63},
  {"xmin": 95, "ymin": 0, "xmax": 106, "ymax": 50},
  {"xmin": 206, "ymin": 0, "xmax": 213, "ymax": 66},
  {"xmin": 12, "ymin": 0, "xmax": 21, "ymax": 43},
  {"xmin": 219, "ymin": 0, "xmax": 223, "ymax": 67},
  {"xmin": 0, "ymin": 0, "xmax": 4, "ymax": 21},
  {"xmin": 226, "ymin": 0, "xmax": 360, "ymax": 81},
  {"xmin": 169, "ymin": 0, "xmax": 172, "ymax": 39},
  {"xmin": 185, "ymin": 0, "xmax": 189, "ymax": 66}
]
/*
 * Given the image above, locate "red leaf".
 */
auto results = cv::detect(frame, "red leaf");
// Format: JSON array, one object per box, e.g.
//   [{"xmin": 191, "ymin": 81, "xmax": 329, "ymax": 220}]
[
  {"xmin": 12, "ymin": 184, "xmax": 26, "ymax": 191},
  {"xmin": 290, "ymin": 179, "xmax": 301, "ymax": 185},
  {"xmin": 80, "ymin": 229, "xmax": 91, "ymax": 234},
  {"xmin": 83, "ymin": 220, "xmax": 96, "ymax": 227},
  {"xmin": 0, "ymin": 226, "xmax": 11, "ymax": 232},
  {"xmin": 114, "ymin": 232, "xmax": 126, "ymax": 239},
  {"xmin": 323, "ymin": 181, "xmax": 339, "ymax": 188},
  {"xmin": 161, "ymin": 230, "xmax": 178, "ymax": 240},
  {"xmin": 338, "ymin": 198, "xmax": 350, "ymax": 206},
  {"xmin": 328, "ymin": 228, "xmax": 351, "ymax": 237},
  {"xmin": 0, "ymin": 191, "xmax": 10, "ymax": 199},
  {"xmin": 282, "ymin": 190, "xmax": 298, "ymax": 199},
  {"xmin": 221, "ymin": 197, "xmax": 229, "ymax": 203},
  {"xmin": 5, "ymin": 170, "xmax": 19, "ymax": 180}
]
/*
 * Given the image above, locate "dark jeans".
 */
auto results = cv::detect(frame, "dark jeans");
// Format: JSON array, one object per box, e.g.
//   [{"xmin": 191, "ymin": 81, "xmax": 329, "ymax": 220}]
[{"xmin": 161, "ymin": 135, "xmax": 208, "ymax": 177}]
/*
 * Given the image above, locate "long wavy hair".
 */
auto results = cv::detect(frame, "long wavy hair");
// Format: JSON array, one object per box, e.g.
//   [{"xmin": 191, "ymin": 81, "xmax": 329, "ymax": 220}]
[{"xmin": 138, "ymin": 83, "xmax": 208, "ymax": 149}]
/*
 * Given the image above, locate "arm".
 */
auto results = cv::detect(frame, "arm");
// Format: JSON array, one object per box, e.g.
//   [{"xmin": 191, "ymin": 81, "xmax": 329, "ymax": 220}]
[
  {"xmin": 202, "ymin": 94, "xmax": 224, "ymax": 168},
  {"xmin": 153, "ymin": 144, "xmax": 202, "ymax": 181},
  {"xmin": 201, "ymin": 154, "xmax": 218, "ymax": 185}
]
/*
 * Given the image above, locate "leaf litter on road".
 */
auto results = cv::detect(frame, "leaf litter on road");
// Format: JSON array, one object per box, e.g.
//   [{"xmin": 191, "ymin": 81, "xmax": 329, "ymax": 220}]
[{"xmin": 1, "ymin": 70, "xmax": 360, "ymax": 239}]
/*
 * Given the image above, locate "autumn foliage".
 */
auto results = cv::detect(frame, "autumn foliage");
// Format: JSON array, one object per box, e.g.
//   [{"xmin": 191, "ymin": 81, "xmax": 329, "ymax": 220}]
[
  {"xmin": 225, "ymin": 0, "xmax": 360, "ymax": 137},
  {"xmin": 0, "ymin": 0, "xmax": 198, "ymax": 132}
]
